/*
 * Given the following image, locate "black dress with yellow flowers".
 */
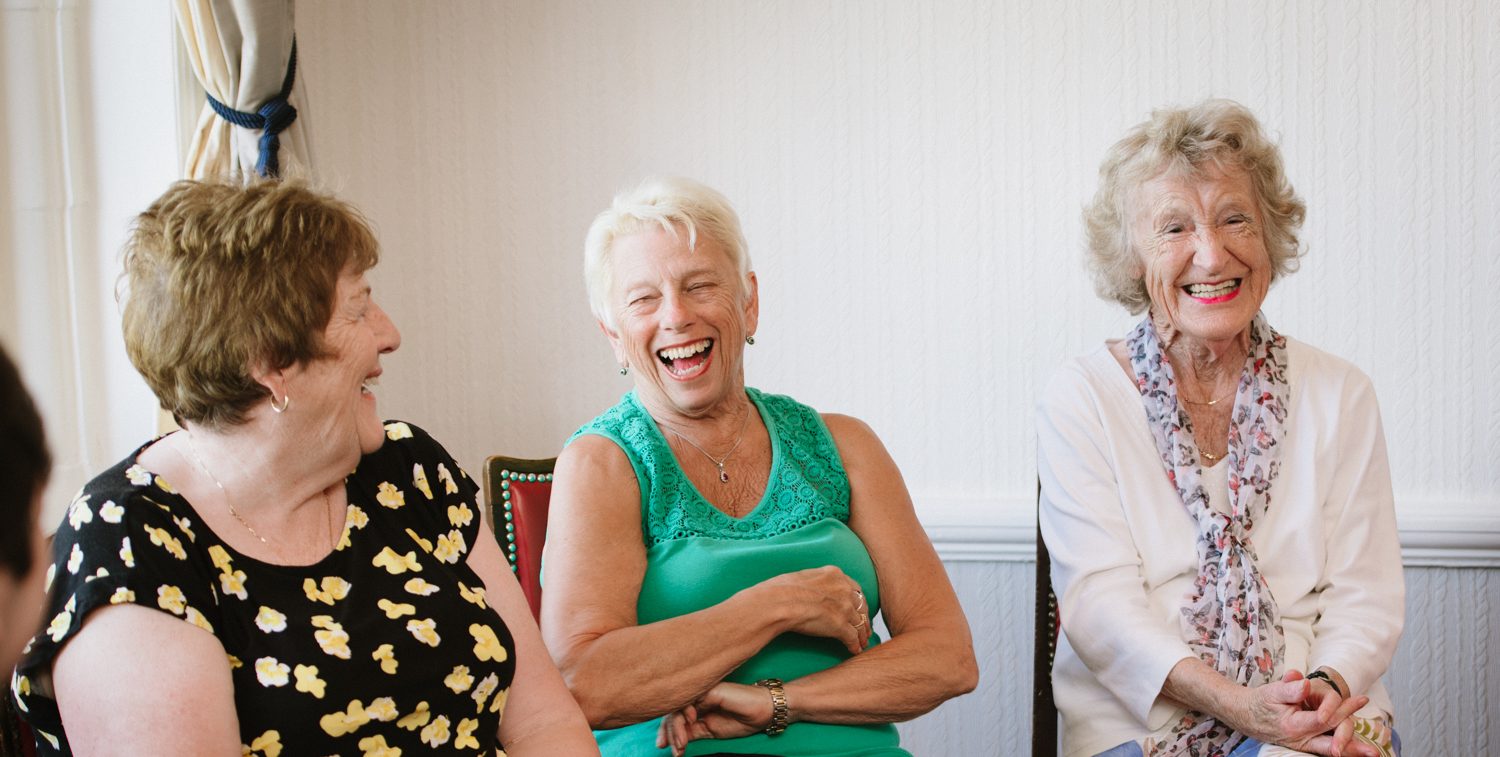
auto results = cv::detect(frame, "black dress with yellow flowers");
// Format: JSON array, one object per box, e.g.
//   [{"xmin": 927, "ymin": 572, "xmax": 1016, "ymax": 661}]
[{"xmin": 14, "ymin": 421, "xmax": 515, "ymax": 756}]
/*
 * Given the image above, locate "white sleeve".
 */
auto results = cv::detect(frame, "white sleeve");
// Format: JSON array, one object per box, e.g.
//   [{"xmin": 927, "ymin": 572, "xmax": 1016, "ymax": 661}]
[
  {"xmin": 1307, "ymin": 366, "xmax": 1405, "ymax": 698},
  {"xmin": 1037, "ymin": 362, "xmax": 1194, "ymax": 725}
]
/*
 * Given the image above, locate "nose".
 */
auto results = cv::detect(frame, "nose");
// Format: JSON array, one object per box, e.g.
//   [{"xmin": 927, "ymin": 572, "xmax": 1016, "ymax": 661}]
[
  {"xmin": 659, "ymin": 290, "xmax": 694, "ymax": 331},
  {"xmin": 1192, "ymin": 226, "xmax": 1231, "ymax": 272},
  {"xmin": 372, "ymin": 302, "xmax": 402, "ymax": 354}
]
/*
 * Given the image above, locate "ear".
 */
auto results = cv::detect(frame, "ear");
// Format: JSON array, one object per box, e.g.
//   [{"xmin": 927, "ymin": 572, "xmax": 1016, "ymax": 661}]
[
  {"xmin": 249, "ymin": 360, "xmax": 288, "ymax": 402},
  {"xmin": 597, "ymin": 318, "xmax": 627, "ymax": 366},
  {"xmin": 743, "ymin": 271, "xmax": 760, "ymax": 338}
]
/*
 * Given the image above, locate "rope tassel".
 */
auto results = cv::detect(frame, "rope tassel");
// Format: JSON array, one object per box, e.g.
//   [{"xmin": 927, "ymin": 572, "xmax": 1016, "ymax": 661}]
[{"xmin": 206, "ymin": 38, "xmax": 298, "ymax": 177}]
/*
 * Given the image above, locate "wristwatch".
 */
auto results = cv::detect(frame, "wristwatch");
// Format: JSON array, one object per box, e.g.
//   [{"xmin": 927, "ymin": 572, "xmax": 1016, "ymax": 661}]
[
  {"xmin": 754, "ymin": 678, "xmax": 789, "ymax": 736},
  {"xmin": 1305, "ymin": 669, "xmax": 1345, "ymax": 698}
]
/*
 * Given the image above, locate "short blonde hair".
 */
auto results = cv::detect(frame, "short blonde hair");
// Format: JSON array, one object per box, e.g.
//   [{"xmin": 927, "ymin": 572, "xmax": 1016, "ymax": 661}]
[
  {"xmin": 121, "ymin": 178, "xmax": 380, "ymax": 429},
  {"xmin": 583, "ymin": 176, "xmax": 752, "ymax": 329},
  {"xmin": 1083, "ymin": 99, "xmax": 1306, "ymax": 313}
]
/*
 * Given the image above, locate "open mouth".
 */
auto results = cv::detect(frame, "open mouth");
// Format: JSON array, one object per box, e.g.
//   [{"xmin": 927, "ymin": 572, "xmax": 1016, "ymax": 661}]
[
  {"xmin": 656, "ymin": 338, "xmax": 714, "ymax": 379},
  {"xmin": 361, "ymin": 374, "xmax": 380, "ymax": 397},
  {"xmin": 1183, "ymin": 279, "xmax": 1241, "ymax": 304}
]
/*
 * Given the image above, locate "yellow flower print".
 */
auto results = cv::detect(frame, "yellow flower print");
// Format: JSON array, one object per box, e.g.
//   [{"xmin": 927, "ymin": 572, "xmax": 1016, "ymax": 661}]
[
  {"xmin": 172, "ymin": 515, "xmax": 196, "ymax": 542},
  {"xmin": 228, "ymin": 654, "xmax": 243, "ymax": 669},
  {"xmin": 84, "ymin": 567, "xmax": 109, "ymax": 583},
  {"xmin": 336, "ymin": 528, "xmax": 352, "ymax": 552},
  {"xmin": 405, "ymin": 528, "xmax": 433, "ymax": 554},
  {"xmin": 99, "ymin": 500, "xmax": 124, "ymax": 523},
  {"xmin": 66, "ymin": 543, "xmax": 83, "ymax": 574},
  {"xmin": 44, "ymin": 563, "xmax": 56, "ymax": 592},
  {"xmin": 125, "ymin": 465, "xmax": 152, "ymax": 486},
  {"xmin": 376, "ymin": 482, "xmax": 405, "ymax": 510},
  {"xmin": 292, "ymin": 664, "xmax": 326, "ymax": 699},
  {"xmin": 458, "ymin": 582, "xmax": 487, "ymax": 609},
  {"xmin": 13, "ymin": 674, "xmax": 29, "ymax": 704},
  {"xmin": 147, "ymin": 526, "xmax": 187, "ymax": 560},
  {"xmin": 434, "ymin": 530, "xmax": 466, "ymax": 564},
  {"xmin": 404, "ymin": 577, "xmax": 439, "ymax": 596},
  {"xmin": 184, "ymin": 606, "xmax": 214, "ymax": 633},
  {"xmin": 407, "ymin": 617, "xmax": 440, "ymax": 647},
  {"xmin": 220, "ymin": 569, "xmax": 249, "ymax": 600},
  {"xmin": 447, "ymin": 502, "xmax": 473, "ymax": 528},
  {"xmin": 358, "ymin": 734, "xmax": 401, "ymax": 757},
  {"xmin": 320, "ymin": 699, "xmax": 372, "ymax": 737},
  {"xmin": 372, "ymin": 643, "xmax": 398, "ymax": 675},
  {"xmin": 437, "ymin": 463, "xmax": 459, "ymax": 494},
  {"xmin": 378, "ymin": 598, "xmax": 415, "ymax": 619},
  {"xmin": 46, "ymin": 608, "xmax": 72, "ymax": 642},
  {"xmin": 413, "ymin": 463, "xmax": 433, "ymax": 500},
  {"xmin": 255, "ymin": 606, "xmax": 287, "ymax": 633},
  {"xmin": 470, "ymin": 623, "xmax": 508, "ymax": 663},
  {"xmin": 366, "ymin": 696, "xmax": 398, "ymax": 722},
  {"xmin": 243, "ymin": 729, "xmax": 283, "ymax": 757},
  {"xmin": 455, "ymin": 717, "xmax": 481, "ymax": 749},
  {"xmin": 348, "ymin": 505, "xmax": 370, "ymax": 529},
  {"xmin": 397, "ymin": 700, "xmax": 431, "ymax": 730},
  {"xmin": 254, "ymin": 657, "xmax": 290, "ymax": 687},
  {"xmin": 120, "ymin": 536, "xmax": 135, "ymax": 568},
  {"xmin": 37, "ymin": 731, "xmax": 59, "ymax": 750},
  {"xmin": 472, "ymin": 672, "xmax": 500, "ymax": 713},
  {"xmin": 208, "ymin": 544, "xmax": 234, "ymax": 572},
  {"xmin": 311, "ymin": 615, "xmax": 352, "ymax": 659},
  {"xmin": 372, "ymin": 547, "xmax": 422, "ymax": 575},
  {"xmin": 109, "ymin": 586, "xmax": 135, "ymax": 604},
  {"xmin": 67, "ymin": 498, "xmax": 93, "ymax": 530},
  {"xmin": 444, "ymin": 665, "xmax": 474, "ymax": 694},
  {"xmin": 421, "ymin": 715, "xmax": 452, "ymax": 748},
  {"xmin": 384, "ymin": 421, "xmax": 414, "ymax": 440},
  {"xmin": 158, "ymin": 585, "xmax": 188, "ymax": 614},
  {"xmin": 154, "ymin": 475, "xmax": 177, "ymax": 494},
  {"xmin": 490, "ymin": 686, "xmax": 509, "ymax": 714},
  {"xmin": 303, "ymin": 576, "xmax": 352, "ymax": 605}
]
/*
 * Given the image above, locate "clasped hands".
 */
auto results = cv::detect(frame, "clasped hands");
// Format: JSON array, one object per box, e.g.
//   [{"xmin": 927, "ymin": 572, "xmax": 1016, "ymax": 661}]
[
  {"xmin": 655, "ymin": 566, "xmax": 871, "ymax": 756},
  {"xmin": 1235, "ymin": 669, "xmax": 1381, "ymax": 757}
]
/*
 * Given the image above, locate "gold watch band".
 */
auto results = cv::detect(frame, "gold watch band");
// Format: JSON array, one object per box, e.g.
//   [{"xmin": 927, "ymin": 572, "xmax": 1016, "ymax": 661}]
[{"xmin": 754, "ymin": 678, "xmax": 789, "ymax": 736}]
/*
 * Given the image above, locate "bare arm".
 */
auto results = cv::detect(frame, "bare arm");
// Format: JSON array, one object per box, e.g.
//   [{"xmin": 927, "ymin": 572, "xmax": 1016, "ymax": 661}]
[
  {"xmin": 53, "ymin": 605, "xmax": 241, "ymax": 756},
  {"xmin": 467, "ymin": 507, "xmax": 599, "ymax": 755},
  {"xmin": 659, "ymin": 415, "xmax": 977, "ymax": 752},
  {"xmin": 541, "ymin": 435, "xmax": 868, "ymax": 728}
]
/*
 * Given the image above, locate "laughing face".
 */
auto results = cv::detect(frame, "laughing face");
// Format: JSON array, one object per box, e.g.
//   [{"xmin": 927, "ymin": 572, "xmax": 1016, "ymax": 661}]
[
  {"xmin": 280, "ymin": 267, "xmax": 402, "ymax": 458},
  {"xmin": 1130, "ymin": 161, "xmax": 1272, "ymax": 346},
  {"xmin": 602, "ymin": 225, "xmax": 758, "ymax": 422}
]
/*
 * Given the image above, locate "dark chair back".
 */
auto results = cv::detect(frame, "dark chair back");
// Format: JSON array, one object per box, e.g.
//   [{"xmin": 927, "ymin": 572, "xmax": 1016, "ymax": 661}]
[
  {"xmin": 1033, "ymin": 486, "xmax": 1060, "ymax": 757},
  {"xmin": 483, "ymin": 456, "xmax": 556, "ymax": 622}
]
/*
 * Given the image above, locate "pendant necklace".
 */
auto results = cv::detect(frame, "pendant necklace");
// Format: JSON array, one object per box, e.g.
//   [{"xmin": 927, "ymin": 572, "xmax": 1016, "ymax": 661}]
[{"xmin": 669, "ymin": 406, "xmax": 752, "ymax": 484}]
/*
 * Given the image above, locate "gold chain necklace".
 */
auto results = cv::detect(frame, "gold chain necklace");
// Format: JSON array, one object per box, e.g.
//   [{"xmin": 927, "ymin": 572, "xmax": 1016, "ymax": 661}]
[
  {"xmin": 668, "ymin": 407, "xmax": 752, "ymax": 485},
  {"xmin": 182, "ymin": 433, "xmax": 332, "ymax": 552}
]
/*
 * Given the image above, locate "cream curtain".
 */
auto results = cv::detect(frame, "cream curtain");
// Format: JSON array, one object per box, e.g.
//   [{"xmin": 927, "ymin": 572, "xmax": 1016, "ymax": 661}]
[{"xmin": 173, "ymin": 0, "xmax": 309, "ymax": 179}]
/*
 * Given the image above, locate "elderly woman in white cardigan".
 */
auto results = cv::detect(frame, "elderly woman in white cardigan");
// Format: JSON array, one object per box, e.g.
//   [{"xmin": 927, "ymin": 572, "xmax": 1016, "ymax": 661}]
[{"xmin": 1037, "ymin": 99, "xmax": 1404, "ymax": 757}]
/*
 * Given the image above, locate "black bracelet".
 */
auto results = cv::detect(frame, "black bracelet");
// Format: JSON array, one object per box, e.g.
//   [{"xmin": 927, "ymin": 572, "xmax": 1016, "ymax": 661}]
[{"xmin": 1306, "ymin": 669, "xmax": 1345, "ymax": 698}]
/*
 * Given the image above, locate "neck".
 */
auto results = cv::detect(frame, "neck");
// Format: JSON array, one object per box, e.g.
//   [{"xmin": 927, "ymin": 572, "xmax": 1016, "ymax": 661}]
[
  {"xmin": 641, "ymin": 387, "xmax": 753, "ymax": 445},
  {"xmin": 185, "ymin": 417, "xmax": 350, "ymax": 518},
  {"xmin": 1166, "ymin": 329, "xmax": 1251, "ymax": 398}
]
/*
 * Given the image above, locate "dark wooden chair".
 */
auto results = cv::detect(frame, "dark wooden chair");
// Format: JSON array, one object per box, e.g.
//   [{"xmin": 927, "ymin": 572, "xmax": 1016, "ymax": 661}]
[
  {"xmin": 483, "ymin": 456, "xmax": 556, "ymax": 622},
  {"xmin": 1033, "ymin": 486, "xmax": 1060, "ymax": 757}
]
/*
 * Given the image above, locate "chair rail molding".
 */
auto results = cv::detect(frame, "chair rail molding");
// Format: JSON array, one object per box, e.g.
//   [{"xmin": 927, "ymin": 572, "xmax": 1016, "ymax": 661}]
[{"xmin": 918, "ymin": 495, "xmax": 1500, "ymax": 569}]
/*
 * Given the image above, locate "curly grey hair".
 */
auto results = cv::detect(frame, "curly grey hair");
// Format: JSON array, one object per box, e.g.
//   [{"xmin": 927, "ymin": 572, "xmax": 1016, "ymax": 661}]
[{"xmin": 1083, "ymin": 99, "xmax": 1306, "ymax": 313}]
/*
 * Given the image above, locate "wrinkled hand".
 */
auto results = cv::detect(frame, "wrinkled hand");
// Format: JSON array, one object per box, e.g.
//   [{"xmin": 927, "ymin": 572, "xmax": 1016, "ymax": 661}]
[
  {"xmin": 1235, "ymin": 670, "xmax": 1376, "ymax": 757},
  {"xmin": 754, "ymin": 565, "xmax": 870, "ymax": 655},
  {"xmin": 654, "ymin": 682, "xmax": 771, "ymax": 757}
]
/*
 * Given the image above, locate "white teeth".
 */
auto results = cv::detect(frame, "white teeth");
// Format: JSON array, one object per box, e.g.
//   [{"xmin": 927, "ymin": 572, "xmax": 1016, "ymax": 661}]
[
  {"xmin": 1186, "ymin": 280, "xmax": 1239, "ymax": 296},
  {"xmin": 361, "ymin": 376, "xmax": 379, "ymax": 392},
  {"xmin": 658, "ymin": 339, "xmax": 712, "ymax": 361}
]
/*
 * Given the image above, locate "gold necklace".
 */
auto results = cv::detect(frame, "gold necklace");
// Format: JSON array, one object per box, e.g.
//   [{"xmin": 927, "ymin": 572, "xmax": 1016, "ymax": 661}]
[
  {"xmin": 1181, "ymin": 387, "xmax": 1236, "ymax": 406},
  {"xmin": 668, "ymin": 406, "xmax": 752, "ymax": 485},
  {"xmin": 183, "ymin": 433, "xmax": 333, "ymax": 551}
]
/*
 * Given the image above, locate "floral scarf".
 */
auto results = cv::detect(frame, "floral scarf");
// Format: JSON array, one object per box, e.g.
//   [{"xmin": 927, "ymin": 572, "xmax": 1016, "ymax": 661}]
[{"xmin": 1127, "ymin": 312, "xmax": 1290, "ymax": 757}]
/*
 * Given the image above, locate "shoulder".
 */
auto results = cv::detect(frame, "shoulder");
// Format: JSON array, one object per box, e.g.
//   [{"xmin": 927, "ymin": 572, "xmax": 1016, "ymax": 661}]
[
  {"xmin": 1283, "ymin": 337, "xmax": 1380, "ymax": 408},
  {"xmin": 1037, "ymin": 346, "xmax": 1125, "ymax": 419}
]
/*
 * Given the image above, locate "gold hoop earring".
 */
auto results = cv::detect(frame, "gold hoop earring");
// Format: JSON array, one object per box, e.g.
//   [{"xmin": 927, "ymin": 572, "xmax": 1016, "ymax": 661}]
[{"xmin": 270, "ymin": 392, "xmax": 291, "ymax": 413}]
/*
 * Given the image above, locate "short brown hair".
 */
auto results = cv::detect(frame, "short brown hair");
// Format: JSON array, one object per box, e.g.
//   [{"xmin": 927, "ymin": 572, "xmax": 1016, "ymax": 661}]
[
  {"xmin": 121, "ymin": 179, "xmax": 380, "ymax": 429},
  {"xmin": 1083, "ymin": 99, "xmax": 1306, "ymax": 313},
  {"xmin": 0, "ymin": 345, "xmax": 49, "ymax": 577}
]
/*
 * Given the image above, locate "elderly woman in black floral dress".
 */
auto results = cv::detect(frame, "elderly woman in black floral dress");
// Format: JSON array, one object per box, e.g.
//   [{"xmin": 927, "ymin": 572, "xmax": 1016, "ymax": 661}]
[{"xmin": 13, "ymin": 179, "xmax": 597, "ymax": 755}]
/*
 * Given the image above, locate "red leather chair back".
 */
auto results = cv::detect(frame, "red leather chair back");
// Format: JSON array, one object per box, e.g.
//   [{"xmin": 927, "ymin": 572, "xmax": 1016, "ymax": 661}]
[{"xmin": 484, "ymin": 456, "xmax": 555, "ymax": 622}]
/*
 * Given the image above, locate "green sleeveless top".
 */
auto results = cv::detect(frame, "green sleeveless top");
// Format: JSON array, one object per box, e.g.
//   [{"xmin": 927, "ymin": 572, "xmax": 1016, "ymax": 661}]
[{"xmin": 569, "ymin": 388, "xmax": 907, "ymax": 757}]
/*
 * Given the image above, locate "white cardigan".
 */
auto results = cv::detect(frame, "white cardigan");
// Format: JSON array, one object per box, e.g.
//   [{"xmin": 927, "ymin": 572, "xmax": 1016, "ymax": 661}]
[{"xmin": 1037, "ymin": 337, "xmax": 1404, "ymax": 757}]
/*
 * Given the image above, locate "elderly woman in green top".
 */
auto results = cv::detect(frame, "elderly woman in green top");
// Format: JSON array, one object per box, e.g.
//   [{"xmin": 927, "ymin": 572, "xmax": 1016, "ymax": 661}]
[{"xmin": 543, "ymin": 176, "xmax": 977, "ymax": 756}]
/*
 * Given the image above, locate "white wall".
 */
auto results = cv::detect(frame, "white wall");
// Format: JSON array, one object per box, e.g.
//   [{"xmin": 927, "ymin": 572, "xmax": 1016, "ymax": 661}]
[{"xmin": 297, "ymin": 0, "xmax": 1498, "ymax": 556}]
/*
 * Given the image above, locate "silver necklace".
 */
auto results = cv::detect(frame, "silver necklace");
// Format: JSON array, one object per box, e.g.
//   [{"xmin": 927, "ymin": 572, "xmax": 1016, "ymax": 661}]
[
  {"xmin": 182, "ymin": 433, "xmax": 332, "ymax": 551},
  {"xmin": 669, "ymin": 407, "xmax": 752, "ymax": 484}
]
